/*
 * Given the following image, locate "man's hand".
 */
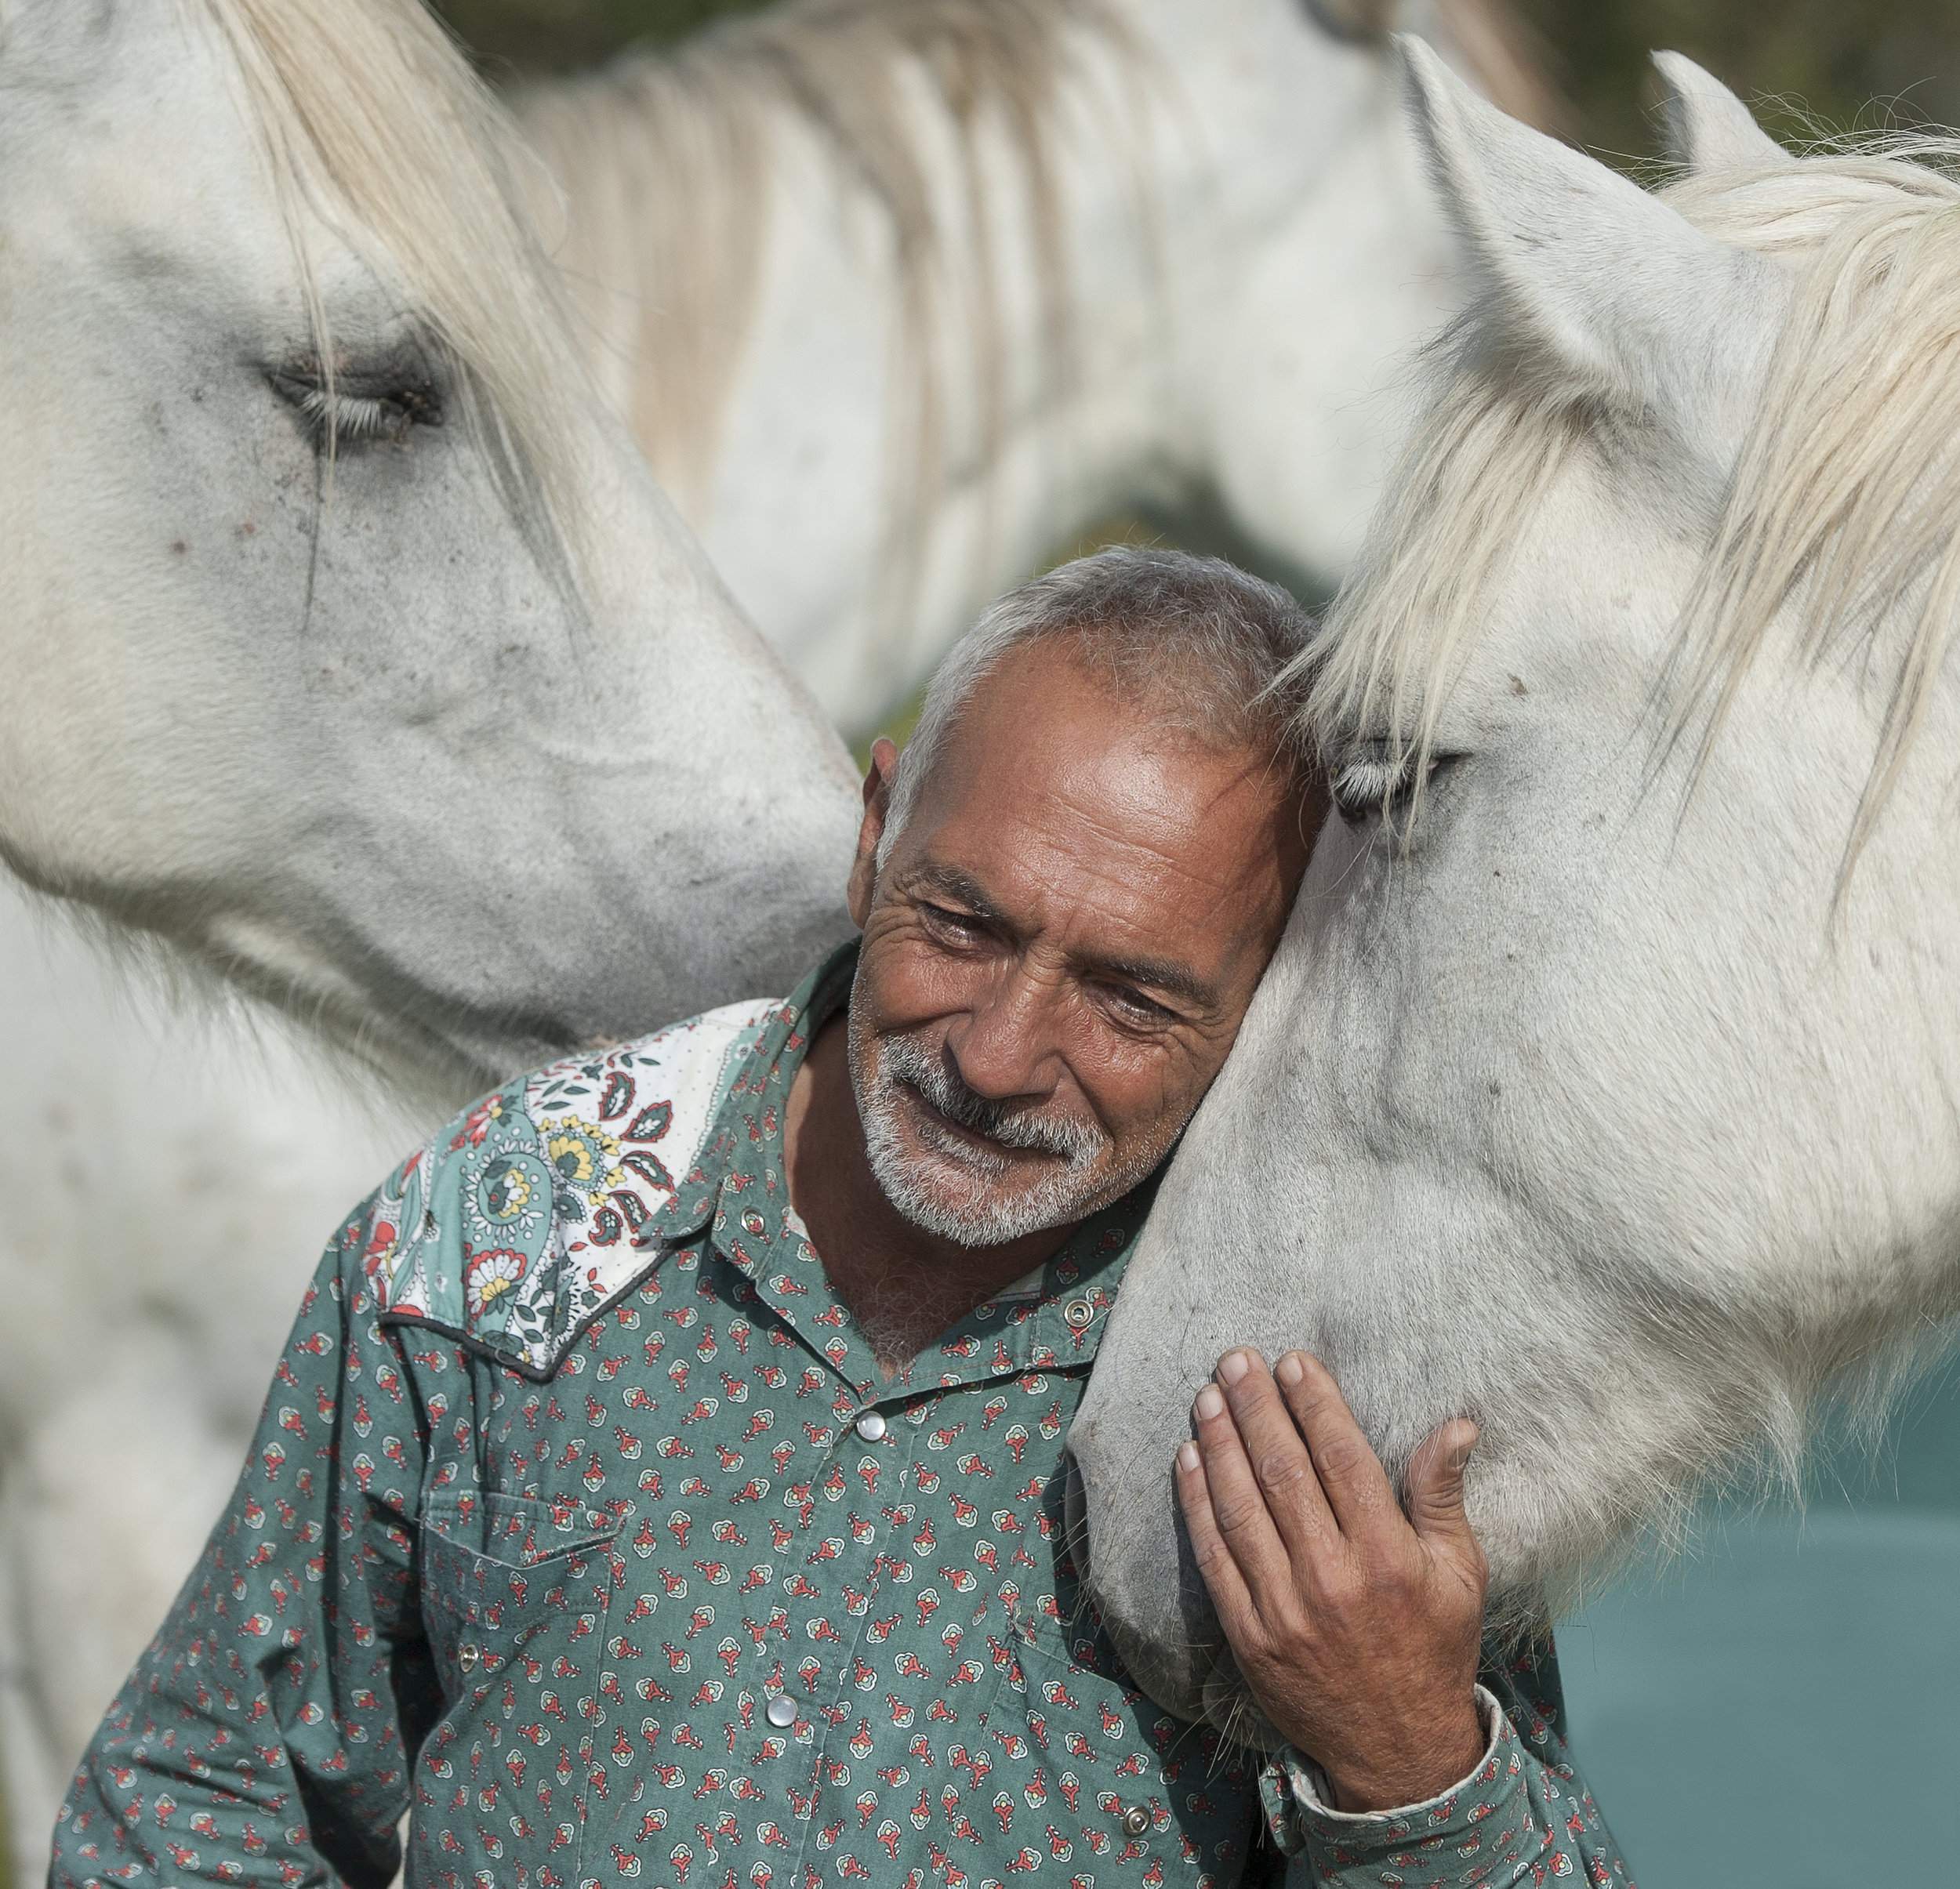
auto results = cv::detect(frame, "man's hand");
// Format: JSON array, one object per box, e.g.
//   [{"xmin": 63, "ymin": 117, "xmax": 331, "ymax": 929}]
[{"xmin": 1174, "ymin": 1348, "xmax": 1487, "ymax": 1813}]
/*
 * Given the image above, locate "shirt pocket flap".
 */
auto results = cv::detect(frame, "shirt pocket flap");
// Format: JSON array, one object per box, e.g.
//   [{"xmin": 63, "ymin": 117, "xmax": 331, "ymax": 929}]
[{"xmin": 984, "ymin": 1623, "xmax": 1179, "ymax": 1862}]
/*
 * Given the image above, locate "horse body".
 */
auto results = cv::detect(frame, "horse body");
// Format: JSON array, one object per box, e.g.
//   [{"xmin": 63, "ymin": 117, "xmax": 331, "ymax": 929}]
[
  {"xmin": 1074, "ymin": 46, "xmax": 1960, "ymax": 1734},
  {"xmin": 0, "ymin": 890, "xmax": 407, "ymax": 1836},
  {"xmin": 517, "ymin": 0, "xmax": 1541, "ymax": 729}
]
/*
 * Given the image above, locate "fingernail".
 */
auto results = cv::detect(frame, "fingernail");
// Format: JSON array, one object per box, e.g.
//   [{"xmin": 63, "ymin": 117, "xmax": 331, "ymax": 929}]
[
  {"xmin": 1276, "ymin": 1353, "xmax": 1305, "ymax": 1387},
  {"xmin": 1194, "ymin": 1384, "xmax": 1225, "ymax": 1421},
  {"xmin": 1218, "ymin": 1351, "xmax": 1251, "ymax": 1386},
  {"xmin": 1177, "ymin": 1441, "xmax": 1200, "ymax": 1473}
]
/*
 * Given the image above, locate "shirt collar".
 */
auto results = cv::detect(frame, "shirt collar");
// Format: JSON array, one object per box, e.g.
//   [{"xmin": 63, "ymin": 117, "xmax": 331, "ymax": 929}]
[
  {"xmin": 887, "ymin": 1174, "xmax": 1156, "ymax": 1390},
  {"xmin": 648, "ymin": 937, "xmax": 859, "ymax": 1245}
]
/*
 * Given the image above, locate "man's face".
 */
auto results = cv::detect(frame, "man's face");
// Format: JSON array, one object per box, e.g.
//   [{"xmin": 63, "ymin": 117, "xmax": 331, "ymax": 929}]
[{"xmin": 846, "ymin": 641, "xmax": 1321, "ymax": 1246}]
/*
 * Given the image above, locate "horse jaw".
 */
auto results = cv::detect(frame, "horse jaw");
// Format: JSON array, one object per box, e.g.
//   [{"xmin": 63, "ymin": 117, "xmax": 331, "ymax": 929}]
[
  {"xmin": 0, "ymin": 0, "xmax": 860, "ymax": 1106},
  {"xmin": 1071, "ymin": 49, "xmax": 1960, "ymax": 1735}
]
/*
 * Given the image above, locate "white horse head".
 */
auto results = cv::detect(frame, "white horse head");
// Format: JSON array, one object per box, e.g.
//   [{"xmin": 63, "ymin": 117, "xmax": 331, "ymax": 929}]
[
  {"xmin": 1073, "ymin": 40, "xmax": 1960, "ymax": 1734},
  {"xmin": 0, "ymin": 0, "xmax": 860, "ymax": 1106}
]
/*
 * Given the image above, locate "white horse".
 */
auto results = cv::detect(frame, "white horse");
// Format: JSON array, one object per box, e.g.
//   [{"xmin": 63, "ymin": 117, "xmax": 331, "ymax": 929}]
[
  {"xmin": 0, "ymin": 0, "xmax": 860, "ymax": 1860},
  {"xmin": 0, "ymin": 904, "xmax": 410, "ymax": 1854},
  {"xmin": 1074, "ymin": 42, "xmax": 1960, "ymax": 1735},
  {"xmin": 517, "ymin": 0, "xmax": 1560, "ymax": 731}
]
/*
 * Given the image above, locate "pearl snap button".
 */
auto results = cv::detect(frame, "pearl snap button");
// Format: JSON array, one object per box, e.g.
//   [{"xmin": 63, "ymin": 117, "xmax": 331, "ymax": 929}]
[
  {"xmin": 741, "ymin": 1209, "xmax": 766, "ymax": 1235},
  {"xmin": 765, "ymin": 1694, "xmax": 797, "ymax": 1727},
  {"xmin": 855, "ymin": 1411, "xmax": 887, "ymax": 1442},
  {"xmin": 1063, "ymin": 1299, "xmax": 1094, "ymax": 1329},
  {"xmin": 1122, "ymin": 1804, "xmax": 1152, "ymax": 1836},
  {"xmin": 457, "ymin": 1642, "xmax": 480, "ymax": 1674}
]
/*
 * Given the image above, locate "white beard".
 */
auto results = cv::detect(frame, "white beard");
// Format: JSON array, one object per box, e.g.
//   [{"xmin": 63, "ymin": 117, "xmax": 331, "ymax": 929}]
[{"xmin": 848, "ymin": 991, "xmax": 1146, "ymax": 1245}]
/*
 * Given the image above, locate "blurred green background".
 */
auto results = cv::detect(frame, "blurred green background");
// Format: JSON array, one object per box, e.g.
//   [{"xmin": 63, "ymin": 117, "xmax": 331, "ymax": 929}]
[
  {"xmin": 434, "ymin": 0, "xmax": 1960, "ymax": 154},
  {"xmin": 11, "ymin": 5, "xmax": 1960, "ymax": 1886}
]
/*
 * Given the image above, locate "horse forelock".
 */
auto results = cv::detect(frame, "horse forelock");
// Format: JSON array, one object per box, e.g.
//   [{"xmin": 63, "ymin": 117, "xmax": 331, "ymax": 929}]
[
  {"xmin": 1301, "ymin": 136, "xmax": 1960, "ymax": 869},
  {"xmin": 200, "ymin": 0, "xmax": 597, "ymax": 596}
]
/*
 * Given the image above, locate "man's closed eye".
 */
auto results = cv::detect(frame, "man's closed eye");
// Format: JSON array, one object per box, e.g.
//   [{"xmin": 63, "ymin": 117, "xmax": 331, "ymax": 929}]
[{"xmin": 918, "ymin": 902, "xmax": 996, "ymax": 947}]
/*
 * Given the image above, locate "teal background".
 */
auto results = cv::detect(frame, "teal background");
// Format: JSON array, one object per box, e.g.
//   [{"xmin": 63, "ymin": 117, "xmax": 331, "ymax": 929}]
[{"xmin": 1561, "ymin": 1365, "xmax": 1960, "ymax": 1885}]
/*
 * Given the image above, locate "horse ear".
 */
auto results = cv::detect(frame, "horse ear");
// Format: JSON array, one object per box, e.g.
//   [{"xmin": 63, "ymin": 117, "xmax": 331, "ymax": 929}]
[
  {"xmin": 1396, "ymin": 34, "xmax": 1786, "ymax": 439},
  {"xmin": 1653, "ymin": 51, "xmax": 1793, "ymax": 174}
]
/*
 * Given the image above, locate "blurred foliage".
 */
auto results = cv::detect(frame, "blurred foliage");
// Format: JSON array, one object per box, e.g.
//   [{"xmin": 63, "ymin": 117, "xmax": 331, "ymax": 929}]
[
  {"xmin": 436, "ymin": 0, "xmax": 1960, "ymax": 158},
  {"xmin": 433, "ymin": 0, "xmax": 767, "ymax": 74}
]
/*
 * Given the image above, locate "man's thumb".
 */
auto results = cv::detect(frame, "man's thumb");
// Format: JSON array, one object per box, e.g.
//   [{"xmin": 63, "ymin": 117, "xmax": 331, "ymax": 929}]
[{"xmin": 1405, "ymin": 1418, "xmax": 1480, "ymax": 1545}]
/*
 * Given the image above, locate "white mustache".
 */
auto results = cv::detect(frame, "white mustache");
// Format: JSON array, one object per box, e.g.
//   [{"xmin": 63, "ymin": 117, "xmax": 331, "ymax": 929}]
[{"xmin": 877, "ymin": 1033, "xmax": 1105, "ymax": 1166}]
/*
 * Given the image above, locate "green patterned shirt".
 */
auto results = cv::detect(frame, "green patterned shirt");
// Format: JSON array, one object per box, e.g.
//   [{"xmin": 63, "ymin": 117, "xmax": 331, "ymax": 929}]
[{"xmin": 53, "ymin": 944, "xmax": 1632, "ymax": 1888}]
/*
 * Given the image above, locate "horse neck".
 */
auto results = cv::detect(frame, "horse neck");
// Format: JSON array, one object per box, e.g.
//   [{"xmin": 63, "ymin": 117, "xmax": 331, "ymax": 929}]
[{"xmin": 516, "ymin": 0, "xmax": 1401, "ymax": 730}]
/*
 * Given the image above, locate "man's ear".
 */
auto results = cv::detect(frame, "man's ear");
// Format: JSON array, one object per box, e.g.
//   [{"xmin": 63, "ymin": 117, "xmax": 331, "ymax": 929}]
[{"xmin": 848, "ymin": 737, "xmax": 899, "ymax": 929}]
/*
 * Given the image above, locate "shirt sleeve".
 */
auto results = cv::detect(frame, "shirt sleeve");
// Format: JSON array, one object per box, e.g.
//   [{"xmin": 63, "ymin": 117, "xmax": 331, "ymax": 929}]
[
  {"xmin": 49, "ymin": 1193, "xmax": 442, "ymax": 1889},
  {"xmin": 1257, "ymin": 1633, "xmax": 1638, "ymax": 1888}
]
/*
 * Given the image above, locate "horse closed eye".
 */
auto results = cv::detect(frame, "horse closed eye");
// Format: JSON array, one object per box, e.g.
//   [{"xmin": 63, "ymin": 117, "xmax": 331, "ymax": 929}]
[
  {"xmin": 1330, "ymin": 754, "xmax": 1416, "ymax": 824},
  {"xmin": 1330, "ymin": 752, "xmax": 1457, "ymax": 825},
  {"xmin": 269, "ymin": 368, "xmax": 444, "ymax": 449}
]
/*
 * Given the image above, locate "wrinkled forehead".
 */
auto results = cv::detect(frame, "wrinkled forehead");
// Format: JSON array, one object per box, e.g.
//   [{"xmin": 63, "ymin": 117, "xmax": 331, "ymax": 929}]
[{"xmin": 898, "ymin": 648, "xmax": 1310, "ymax": 963}]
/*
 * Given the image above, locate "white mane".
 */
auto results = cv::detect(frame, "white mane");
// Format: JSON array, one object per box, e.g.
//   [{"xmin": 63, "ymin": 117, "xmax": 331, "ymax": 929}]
[
  {"xmin": 517, "ymin": 0, "xmax": 1126, "ymax": 603},
  {"xmin": 517, "ymin": 0, "xmax": 1562, "ymax": 603},
  {"xmin": 203, "ymin": 0, "xmax": 601, "ymax": 584},
  {"xmin": 1304, "ymin": 136, "xmax": 1960, "ymax": 872}
]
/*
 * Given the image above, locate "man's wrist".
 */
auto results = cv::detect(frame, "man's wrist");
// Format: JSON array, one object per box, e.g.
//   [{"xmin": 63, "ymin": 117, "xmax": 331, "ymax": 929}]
[{"xmin": 1319, "ymin": 1695, "xmax": 1490, "ymax": 1813}]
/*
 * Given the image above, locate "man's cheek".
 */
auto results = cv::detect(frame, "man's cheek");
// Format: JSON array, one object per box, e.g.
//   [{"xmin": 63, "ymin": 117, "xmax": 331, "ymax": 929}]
[
  {"xmin": 860, "ymin": 933, "xmax": 990, "ymax": 1034},
  {"xmin": 1079, "ymin": 1052, "xmax": 1203, "ymax": 1160}
]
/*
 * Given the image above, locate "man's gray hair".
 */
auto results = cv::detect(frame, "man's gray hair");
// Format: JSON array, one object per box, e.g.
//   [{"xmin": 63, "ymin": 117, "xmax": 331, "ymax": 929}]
[{"xmin": 880, "ymin": 546, "xmax": 1315, "ymax": 861}]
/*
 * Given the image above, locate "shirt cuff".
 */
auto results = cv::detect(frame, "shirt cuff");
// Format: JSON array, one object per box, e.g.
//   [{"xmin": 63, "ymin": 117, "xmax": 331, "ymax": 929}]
[{"xmin": 1256, "ymin": 1685, "xmax": 1535, "ymax": 1878}]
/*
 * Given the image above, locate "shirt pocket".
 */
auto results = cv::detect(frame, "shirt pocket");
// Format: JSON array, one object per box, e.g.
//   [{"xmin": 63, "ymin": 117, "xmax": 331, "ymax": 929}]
[
  {"xmin": 419, "ymin": 1488, "xmax": 630, "ymax": 1702},
  {"xmin": 980, "ymin": 1615, "xmax": 1239, "ymax": 1881}
]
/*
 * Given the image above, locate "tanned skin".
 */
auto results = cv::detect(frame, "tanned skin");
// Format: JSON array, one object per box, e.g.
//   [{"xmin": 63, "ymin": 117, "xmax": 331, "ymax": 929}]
[{"xmin": 782, "ymin": 638, "xmax": 1488, "ymax": 1815}]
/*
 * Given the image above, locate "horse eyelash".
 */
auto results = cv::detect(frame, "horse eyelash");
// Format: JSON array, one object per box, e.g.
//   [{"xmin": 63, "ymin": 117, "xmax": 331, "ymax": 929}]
[{"xmin": 274, "ymin": 374, "xmax": 444, "ymax": 448}]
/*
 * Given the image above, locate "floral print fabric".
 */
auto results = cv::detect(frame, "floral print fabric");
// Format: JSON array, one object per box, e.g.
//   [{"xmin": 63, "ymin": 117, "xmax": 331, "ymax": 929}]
[
  {"xmin": 1261, "ymin": 1667, "xmax": 1635, "ymax": 1885},
  {"xmin": 53, "ymin": 946, "xmax": 1633, "ymax": 1889}
]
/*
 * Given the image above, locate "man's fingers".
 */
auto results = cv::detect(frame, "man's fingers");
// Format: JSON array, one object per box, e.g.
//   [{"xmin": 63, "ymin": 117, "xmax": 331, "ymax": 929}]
[
  {"xmin": 1174, "ymin": 1440, "xmax": 1259, "ymax": 1635},
  {"xmin": 1404, "ymin": 1417, "xmax": 1484, "ymax": 1571},
  {"xmin": 1213, "ymin": 1348, "xmax": 1338, "ymax": 1561},
  {"xmin": 1188, "ymin": 1373, "xmax": 1296, "ymax": 1604},
  {"xmin": 1274, "ymin": 1352, "xmax": 1398, "ymax": 1538}
]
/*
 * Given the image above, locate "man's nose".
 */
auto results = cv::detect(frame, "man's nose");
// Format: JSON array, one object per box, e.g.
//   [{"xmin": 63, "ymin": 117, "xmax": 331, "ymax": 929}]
[{"xmin": 942, "ymin": 962, "xmax": 1067, "ymax": 1104}]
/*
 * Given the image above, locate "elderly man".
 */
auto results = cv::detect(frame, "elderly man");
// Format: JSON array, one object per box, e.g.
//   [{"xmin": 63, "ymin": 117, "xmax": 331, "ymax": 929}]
[{"xmin": 53, "ymin": 551, "xmax": 1627, "ymax": 1887}]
